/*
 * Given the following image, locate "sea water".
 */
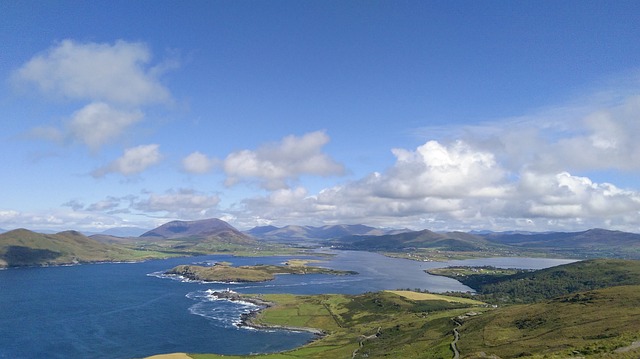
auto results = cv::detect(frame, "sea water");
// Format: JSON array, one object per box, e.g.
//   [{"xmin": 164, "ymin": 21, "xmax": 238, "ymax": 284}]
[{"xmin": 0, "ymin": 251, "xmax": 575, "ymax": 359}]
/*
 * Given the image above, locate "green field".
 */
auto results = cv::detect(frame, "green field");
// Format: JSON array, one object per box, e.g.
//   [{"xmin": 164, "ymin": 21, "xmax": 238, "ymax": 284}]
[
  {"xmin": 458, "ymin": 285, "xmax": 640, "ymax": 358},
  {"xmin": 146, "ymin": 291, "xmax": 486, "ymax": 359}
]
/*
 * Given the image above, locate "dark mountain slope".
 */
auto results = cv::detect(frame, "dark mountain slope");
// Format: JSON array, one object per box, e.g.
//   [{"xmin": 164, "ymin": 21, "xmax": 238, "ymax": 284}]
[
  {"xmin": 0, "ymin": 229, "xmax": 146, "ymax": 267},
  {"xmin": 443, "ymin": 258, "xmax": 640, "ymax": 304},
  {"xmin": 333, "ymin": 229, "xmax": 492, "ymax": 251},
  {"xmin": 140, "ymin": 218, "xmax": 251, "ymax": 241},
  {"xmin": 483, "ymin": 228, "xmax": 640, "ymax": 248}
]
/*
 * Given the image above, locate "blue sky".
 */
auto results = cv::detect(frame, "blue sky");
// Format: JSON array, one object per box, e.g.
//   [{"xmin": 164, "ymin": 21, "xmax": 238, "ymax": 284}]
[{"xmin": 2, "ymin": 1, "xmax": 640, "ymax": 233}]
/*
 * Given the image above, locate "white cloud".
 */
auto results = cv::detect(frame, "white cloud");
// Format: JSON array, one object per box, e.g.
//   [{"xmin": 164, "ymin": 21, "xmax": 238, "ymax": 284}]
[
  {"xmin": 235, "ymin": 135, "xmax": 640, "ymax": 232},
  {"xmin": 223, "ymin": 131, "xmax": 344, "ymax": 189},
  {"xmin": 67, "ymin": 102, "xmax": 144, "ymax": 150},
  {"xmin": 547, "ymin": 96, "xmax": 640, "ymax": 171},
  {"xmin": 182, "ymin": 151, "xmax": 218, "ymax": 174},
  {"xmin": 0, "ymin": 208, "xmax": 131, "ymax": 232},
  {"xmin": 13, "ymin": 39, "xmax": 171, "ymax": 106},
  {"xmin": 92, "ymin": 144, "xmax": 162, "ymax": 177},
  {"xmin": 378, "ymin": 140, "xmax": 508, "ymax": 199},
  {"xmin": 519, "ymin": 171, "xmax": 640, "ymax": 219},
  {"xmin": 15, "ymin": 39, "xmax": 175, "ymax": 152},
  {"xmin": 134, "ymin": 188, "xmax": 220, "ymax": 218}
]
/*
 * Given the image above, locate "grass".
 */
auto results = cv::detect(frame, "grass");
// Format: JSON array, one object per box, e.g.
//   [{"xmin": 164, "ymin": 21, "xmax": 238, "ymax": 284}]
[
  {"xmin": 386, "ymin": 290, "xmax": 486, "ymax": 305},
  {"xmin": 154, "ymin": 291, "xmax": 486, "ymax": 359},
  {"xmin": 457, "ymin": 285, "xmax": 640, "ymax": 358},
  {"xmin": 146, "ymin": 285, "xmax": 640, "ymax": 359},
  {"xmin": 0, "ymin": 229, "xmax": 180, "ymax": 267}
]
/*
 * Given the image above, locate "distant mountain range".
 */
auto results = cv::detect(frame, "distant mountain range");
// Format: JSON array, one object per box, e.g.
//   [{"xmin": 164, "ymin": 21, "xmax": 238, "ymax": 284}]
[
  {"xmin": 3, "ymin": 217, "xmax": 640, "ymax": 267},
  {"xmin": 331, "ymin": 229, "xmax": 493, "ymax": 252},
  {"xmin": 246, "ymin": 224, "xmax": 407, "ymax": 244},
  {"xmin": 331, "ymin": 227, "xmax": 640, "ymax": 259},
  {"xmin": 99, "ymin": 226, "xmax": 149, "ymax": 237}
]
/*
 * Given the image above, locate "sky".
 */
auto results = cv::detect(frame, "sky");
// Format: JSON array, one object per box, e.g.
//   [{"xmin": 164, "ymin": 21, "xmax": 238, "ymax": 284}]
[{"xmin": 1, "ymin": 1, "xmax": 640, "ymax": 233}]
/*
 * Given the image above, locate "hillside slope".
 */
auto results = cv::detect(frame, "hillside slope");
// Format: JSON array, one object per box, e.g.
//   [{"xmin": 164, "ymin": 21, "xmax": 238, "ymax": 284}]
[
  {"xmin": 333, "ymin": 229, "xmax": 493, "ymax": 252},
  {"xmin": 483, "ymin": 228, "xmax": 640, "ymax": 258},
  {"xmin": 459, "ymin": 285, "xmax": 640, "ymax": 358},
  {"xmin": 0, "ymin": 229, "xmax": 155, "ymax": 267},
  {"xmin": 433, "ymin": 259, "xmax": 640, "ymax": 304},
  {"xmin": 141, "ymin": 218, "xmax": 249, "ymax": 240},
  {"xmin": 139, "ymin": 218, "xmax": 268, "ymax": 254}
]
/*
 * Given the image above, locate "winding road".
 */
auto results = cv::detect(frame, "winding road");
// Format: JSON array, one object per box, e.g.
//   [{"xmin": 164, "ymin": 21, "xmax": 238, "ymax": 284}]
[{"xmin": 451, "ymin": 320, "xmax": 461, "ymax": 359}]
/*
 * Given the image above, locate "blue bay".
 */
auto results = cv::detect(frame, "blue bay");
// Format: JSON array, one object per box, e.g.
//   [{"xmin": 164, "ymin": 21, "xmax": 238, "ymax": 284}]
[{"xmin": 0, "ymin": 252, "xmax": 575, "ymax": 359}]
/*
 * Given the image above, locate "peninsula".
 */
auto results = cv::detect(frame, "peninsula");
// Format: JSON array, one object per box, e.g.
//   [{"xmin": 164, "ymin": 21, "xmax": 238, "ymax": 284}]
[{"xmin": 165, "ymin": 260, "xmax": 357, "ymax": 282}]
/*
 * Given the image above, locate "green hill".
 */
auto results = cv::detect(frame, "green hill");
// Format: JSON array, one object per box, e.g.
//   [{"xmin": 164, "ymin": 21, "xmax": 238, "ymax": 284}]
[
  {"xmin": 483, "ymin": 228, "xmax": 640, "ymax": 258},
  {"xmin": 138, "ymin": 218, "xmax": 272, "ymax": 254},
  {"xmin": 458, "ymin": 285, "xmax": 640, "ymax": 358},
  {"xmin": 333, "ymin": 229, "xmax": 493, "ymax": 252},
  {"xmin": 432, "ymin": 259, "xmax": 640, "ymax": 304},
  {"xmin": 0, "ymin": 229, "xmax": 169, "ymax": 267}
]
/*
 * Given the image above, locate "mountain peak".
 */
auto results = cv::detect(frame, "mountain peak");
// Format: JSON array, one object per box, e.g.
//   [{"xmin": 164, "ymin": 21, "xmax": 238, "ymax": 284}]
[{"xmin": 140, "ymin": 218, "xmax": 242, "ymax": 239}]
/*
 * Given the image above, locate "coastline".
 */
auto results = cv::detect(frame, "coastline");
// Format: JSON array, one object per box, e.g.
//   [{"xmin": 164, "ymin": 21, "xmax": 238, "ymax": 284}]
[{"xmin": 209, "ymin": 290, "xmax": 326, "ymax": 336}]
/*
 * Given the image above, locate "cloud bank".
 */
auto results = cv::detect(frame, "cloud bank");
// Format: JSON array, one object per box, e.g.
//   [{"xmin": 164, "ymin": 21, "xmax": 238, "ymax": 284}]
[{"xmin": 233, "ymin": 94, "xmax": 640, "ymax": 232}]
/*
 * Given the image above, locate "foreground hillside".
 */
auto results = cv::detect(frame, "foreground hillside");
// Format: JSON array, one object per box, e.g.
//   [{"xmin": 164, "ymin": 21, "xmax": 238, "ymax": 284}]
[
  {"xmin": 0, "ymin": 229, "xmax": 170, "ymax": 267},
  {"xmin": 458, "ymin": 285, "xmax": 640, "ymax": 358},
  {"xmin": 430, "ymin": 259, "xmax": 640, "ymax": 303},
  {"xmin": 147, "ymin": 286, "xmax": 640, "ymax": 359}
]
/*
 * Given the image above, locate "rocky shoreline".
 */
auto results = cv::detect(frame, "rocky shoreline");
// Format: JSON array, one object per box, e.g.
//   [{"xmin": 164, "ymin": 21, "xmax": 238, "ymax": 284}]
[{"xmin": 208, "ymin": 290, "xmax": 326, "ymax": 336}]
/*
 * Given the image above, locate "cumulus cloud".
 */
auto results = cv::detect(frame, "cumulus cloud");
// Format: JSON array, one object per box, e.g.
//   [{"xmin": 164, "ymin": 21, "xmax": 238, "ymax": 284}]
[
  {"xmin": 223, "ymin": 131, "xmax": 344, "ymax": 189},
  {"xmin": 518, "ymin": 171, "xmax": 640, "ymax": 219},
  {"xmin": 68, "ymin": 102, "xmax": 143, "ymax": 150},
  {"xmin": 182, "ymin": 151, "xmax": 218, "ymax": 174},
  {"xmin": 13, "ymin": 39, "xmax": 171, "ymax": 105},
  {"xmin": 14, "ymin": 39, "xmax": 175, "ymax": 152},
  {"xmin": 92, "ymin": 144, "xmax": 162, "ymax": 177},
  {"xmin": 236, "ymin": 134, "xmax": 640, "ymax": 232},
  {"xmin": 377, "ymin": 140, "xmax": 508, "ymax": 199},
  {"xmin": 134, "ymin": 188, "xmax": 220, "ymax": 218}
]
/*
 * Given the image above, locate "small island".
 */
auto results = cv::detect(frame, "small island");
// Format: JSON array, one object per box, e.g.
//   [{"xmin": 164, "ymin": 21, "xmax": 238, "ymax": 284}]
[{"xmin": 165, "ymin": 260, "xmax": 357, "ymax": 282}]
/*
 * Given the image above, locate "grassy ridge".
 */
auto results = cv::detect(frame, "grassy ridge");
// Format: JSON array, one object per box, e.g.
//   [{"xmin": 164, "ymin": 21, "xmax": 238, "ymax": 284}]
[
  {"xmin": 430, "ymin": 259, "xmax": 640, "ymax": 304},
  {"xmin": 458, "ymin": 285, "xmax": 640, "ymax": 358},
  {"xmin": 0, "ymin": 229, "xmax": 174, "ymax": 267},
  {"xmin": 149, "ymin": 286, "xmax": 640, "ymax": 359},
  {"xmin": 176, "ymin": 291, "xmax": 483, "ymax": 359}
]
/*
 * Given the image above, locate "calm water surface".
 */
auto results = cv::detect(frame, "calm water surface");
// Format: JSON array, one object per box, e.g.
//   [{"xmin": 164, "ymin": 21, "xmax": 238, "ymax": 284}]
[{"xmin": 0, "ymin": 251, "xmax": 575, "ymax": 359}]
